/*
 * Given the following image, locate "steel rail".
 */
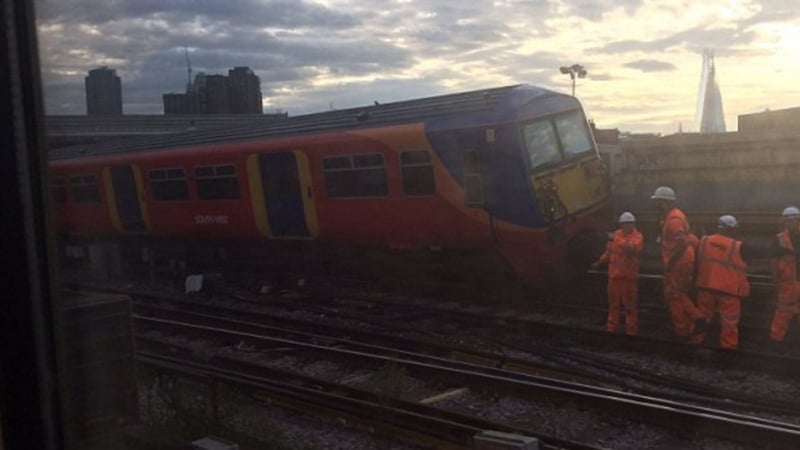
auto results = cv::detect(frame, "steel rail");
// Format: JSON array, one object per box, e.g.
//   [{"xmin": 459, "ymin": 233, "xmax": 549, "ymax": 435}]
[
  {"xmin": 134, "ymin": 300, "xmax": 800, "ymax": 416},
  {"xmin": 136, "ymin": 349, "xmax": 603, "ymax": 450},
  {"xmin": 135, "ymin": 311, "xmax": 800, "ymax": 448}
]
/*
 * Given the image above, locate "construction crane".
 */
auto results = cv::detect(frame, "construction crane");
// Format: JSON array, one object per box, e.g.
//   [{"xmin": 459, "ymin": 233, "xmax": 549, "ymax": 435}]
[{"xmin": 184, "ymin": 45, "xmax": 192, "ymax": 92}]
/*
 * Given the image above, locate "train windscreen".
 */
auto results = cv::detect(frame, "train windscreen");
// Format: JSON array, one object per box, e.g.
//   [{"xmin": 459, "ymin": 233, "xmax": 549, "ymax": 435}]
[{"xmin": 522, "ymin": 110, "xmax": 595, "ymax": 172}]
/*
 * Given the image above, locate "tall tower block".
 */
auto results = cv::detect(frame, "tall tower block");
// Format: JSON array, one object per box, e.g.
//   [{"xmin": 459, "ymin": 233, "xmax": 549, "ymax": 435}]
[{"xmin": 695, "ymin": 50, "xmax": 726, "ymax": 133}]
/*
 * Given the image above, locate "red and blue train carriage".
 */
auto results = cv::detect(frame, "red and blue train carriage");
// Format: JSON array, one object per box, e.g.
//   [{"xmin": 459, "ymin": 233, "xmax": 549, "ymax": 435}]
[{"xmin": 50, "ymin": 84, "xmax": 610, "ymax": 286}]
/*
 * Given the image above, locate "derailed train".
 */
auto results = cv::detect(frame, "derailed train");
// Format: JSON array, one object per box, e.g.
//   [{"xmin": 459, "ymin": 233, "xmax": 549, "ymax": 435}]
[{"xmin": 49, "ymin": 85, "xmax": 611, "ymax": 286}]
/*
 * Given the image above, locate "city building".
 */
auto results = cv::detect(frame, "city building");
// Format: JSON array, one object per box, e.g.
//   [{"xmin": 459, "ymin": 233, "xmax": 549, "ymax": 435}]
[
  {"xmin": 738, "ymin": 106, "xmax": 800, "ymax": 133},
  {"xmin": 162, "ymin": 66, "xmax": 262, "ymax": 115},
  {"xmin": 85, "ymin": 67, "xmax": 122, "ymax": 116},
  {"xmin": 228, "ymin": 66, "xmax": 262, "ymax": 114}
]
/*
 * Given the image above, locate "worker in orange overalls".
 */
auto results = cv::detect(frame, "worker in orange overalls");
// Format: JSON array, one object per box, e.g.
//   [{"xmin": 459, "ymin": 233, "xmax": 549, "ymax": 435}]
[
  {"xmin": 690, "ymin": 215, "xmax": 749, "ymax": 349},
  {"xmin": 592, "ymin": 212, "xmax": 644, "ymax": 335},
  {"xmin": 769, "ymin": 206, "xmax": 800, "ymax": 345},
  {"xmin": 651, "ymin": 186, "xmax": 707, "ymax": 339}
]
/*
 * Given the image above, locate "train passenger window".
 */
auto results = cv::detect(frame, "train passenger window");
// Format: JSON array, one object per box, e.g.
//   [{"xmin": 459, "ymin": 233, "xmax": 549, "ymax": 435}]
[
  {"xmin": 323, "ymin": 153, "xmax": 388, "ymax": 198},
  {"xmin": 555, "ymin": 111, "xmax": 593, "ymax": 158},
  {"xmin": 51, "ymin": 177, "xmax": 67, "ymax": 203},
  {"xmin": 69, "ymin": 175, "xmax": 100, "ymax": 202},
  {"xmin": 522, "ymin": 120, "xmax": 561, "ymax": 171},
  {"xmin": 400, "ymin": 150, "xmax": 435, "ymax": 196},
  {"xmin": 194, "ymin": 165, "xmax": 240, "ymax": 200},
  {"xmin": 463, "ymin": 151, "xmax": 483, "ymax": 206},
  {"xmin": 149, "ymin": 168, "xmax": 189, "ymax": 201}
]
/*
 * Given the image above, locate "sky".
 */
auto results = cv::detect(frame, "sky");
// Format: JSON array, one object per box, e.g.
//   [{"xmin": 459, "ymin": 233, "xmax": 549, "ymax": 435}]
[{"xmin": 34, "ymin": 0, "xmax": 800, "ymax": 134}]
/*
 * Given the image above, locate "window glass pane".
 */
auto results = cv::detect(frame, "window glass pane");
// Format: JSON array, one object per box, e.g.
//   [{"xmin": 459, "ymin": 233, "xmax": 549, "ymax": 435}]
[
  {"xmin": 166, "ymin": 168, "xmax": 185, "ymax": 179},
  {"xmin": 149, "ymin": 170, "xmax": 166, "ymax": 180},
  {"xmin": 324, "ymin": 169, "xmax": 387, "ymax": 198},
  {"xmin": 356, "ymin": 168, "xmax": 388, "ymax": 195},
  {"xmin": 402, "ymin": 165, "xmax": 435, "ymax": 196},
  {"xmin": 401, "ymin": 150, "xmax": 430, "ymax": 165},
  {"xmin": 522, "ymin": 120, "xmax": 561, "ymax": 171},
  {"xmin": 555, "ymin": 111, "xmax": 593, "ymax": 157},
  {"xmin": 197, "ymin": 178, "xmax": 240, "ymax": 200},
  {"xmin": 323, "ymin": 154, "xmax": 388, "ymax": 198},
  {"xmin": 464, "ymin": 174, "xmax": 483, "ymax": 205},
  {"xmin": 69, "ymin": 175, "xmax": 100, "ymax": 202},
  {"xmin": 401, "ymin": 151, "xmax": 435, "ymax": 196},
  {"xmin": 215, "ymin": 165, "xmax": 235, "ymax": 176},
  {"xmin": 195, "ymin": 166, "xmax": 214, "ymax": 177},
  {"xmin": 151, "ymin": 180, "xmax": 189, "ymax": 201},
  {"xmin": 323, "ymin": 156, "xmax": 351, "ymax": 170},
  {"xmin": 353, "ymin": 153, "xmax": 384, "ymax": 168},
  {"xmin": 71, "ymin": 185, "xmax": 100, "ymax": 202}
]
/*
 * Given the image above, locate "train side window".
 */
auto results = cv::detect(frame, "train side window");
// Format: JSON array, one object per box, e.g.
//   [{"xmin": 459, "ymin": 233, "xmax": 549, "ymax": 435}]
[
  {"xmin": 194, "ymin": 165, "xmax": 240, "ymax": 200},
  {"xmin": 323, "ymin": 153, "xmax": 388, "ymax": 198},
  {"xmin": 69, "ymin": 175, "xmax": 100, "ymax": 202},
  {"xmin": 554, "ymin": 110, "xmax": 593, "ymax": 158},
  {"xmin": 463, "ymin": 151, "xmax": 483, "ymax": 206},
  {"xmin": 522, "ymin": 120, "xmax": 561, "ymax": 171},
  {"xmin": 400, "ymin": 150, "xmax": 435, "ymax": 196},
  {"xmin": 149, "ymin": 168, "xmax": 189, "ymax": 201},
  {"xmin": 51, "ymin": 177, "xmax": 67, "ymax": 203}
]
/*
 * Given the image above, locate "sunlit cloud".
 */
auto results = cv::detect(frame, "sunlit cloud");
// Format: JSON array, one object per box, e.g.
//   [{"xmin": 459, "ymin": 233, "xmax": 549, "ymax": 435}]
[{"xmin": 34, "ymin": 0, "xmax": 800, "ymax": 134}]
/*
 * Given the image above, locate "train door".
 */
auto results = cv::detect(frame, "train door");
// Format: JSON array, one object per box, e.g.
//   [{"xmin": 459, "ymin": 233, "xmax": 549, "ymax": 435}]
[
  {"xmin": 109, "ymin": 165, "xmax": 146, "ymax": 232},
  {"xmin": 248, "ymin": 151, "xmax": 318, "ymax": 239},
  {"xmin": 463, "ymin": 150, "xmax": 498, "ymax": 242}
]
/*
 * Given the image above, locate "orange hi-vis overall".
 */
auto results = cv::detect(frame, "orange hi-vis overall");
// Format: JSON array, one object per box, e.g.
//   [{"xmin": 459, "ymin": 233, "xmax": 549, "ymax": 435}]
[
  {"xmin": 598, "ymin": 228, "xmax": 644, "ymax": 335},
  {"xmin": 770, "ymin": 229, "xmax": 800, "ymax": 342},
  {"xmin": 691, "ymin": 234, "xmax": 749, "ymax": 349},
  {"xmin": 661, "ymin": 208, "xmax": 705, "ymax": 337}
]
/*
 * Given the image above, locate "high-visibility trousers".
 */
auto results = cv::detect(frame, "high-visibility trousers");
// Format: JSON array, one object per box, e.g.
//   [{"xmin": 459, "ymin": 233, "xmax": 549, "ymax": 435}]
[
  {"xmin": 607, "ymin": 278, "xmax": 638, "ymax": 336},
  {"xmin": 689, "ymin": 290, "xmax": 741, "ymax": 349},
  {"xmin": 770, "ymin": 281, "xmax": 800, "ymax": 342},
  {"xmin": 664, "ymin": 262, "xmax": 704, "ymax": 338}
]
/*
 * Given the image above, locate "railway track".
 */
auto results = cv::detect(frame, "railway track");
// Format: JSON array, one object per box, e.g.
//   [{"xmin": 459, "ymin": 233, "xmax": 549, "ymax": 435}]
[
  {"xmin": 131, "ymin": 299, "xmax": 800, "ymax": 448},
  {"xmin": 63, "ymin": 279, "xmax": 800, "ymax": 444}
]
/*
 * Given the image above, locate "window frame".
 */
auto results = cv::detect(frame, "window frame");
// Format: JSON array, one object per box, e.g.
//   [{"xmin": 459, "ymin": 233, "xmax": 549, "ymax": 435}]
[
  {"xmin": 148, "ymin": 167, "xmax": 189, "ymax": 202},
  {"xmin": 321, "ymin": 152, "xmax": 389, "ymax": 199},
  {"xmin": 68, "ymin": 174, "xmax": 101, "ymax": 203},
  {"xmin": 399, "ymin": 149, "xmax": 436, "ymax": 197},
  {"xmin": 193, "ymin": 164, "xmax": 241, "ymax": 200},
  {"xmin": 462, "ymin": 150, "xmax": 484, "ymax": 207},
  {"xmin": 520, "ymin": 109, "xmax": 596, "ymax": 173}
]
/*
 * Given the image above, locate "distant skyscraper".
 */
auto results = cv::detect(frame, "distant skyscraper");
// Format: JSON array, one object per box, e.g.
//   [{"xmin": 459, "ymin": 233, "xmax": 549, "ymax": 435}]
[
  {"xmin": 228, "ymin": 66, "xmax": 262, "ymax": 114},
  {"xmin": 163, "ymin": 66, "xmax": 263, "ymax": 115},
  {"xmin": 85, "ymin": 66, "xmax": 122, "ymax": 115},
  {"xmin": 204, "ymin": 74, "xmax": 230, "ymax": 114},
  {"xmin": 695, "ymin": 50, "xmax": 726, "ymax": 133}
]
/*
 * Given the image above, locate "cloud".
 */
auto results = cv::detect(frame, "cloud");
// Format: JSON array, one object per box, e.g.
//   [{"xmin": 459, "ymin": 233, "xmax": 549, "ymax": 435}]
[
  {"xmin": 623, "ymin": 59, "xmax": 677, "ymax": 72},
  {"xmin": 561, "ymin": 0, "xmax": 645, "ymax": 21},
  {"xmin": 32, "ymin": 0, "xmax": 800, "ymax": 135},
  {"xmin": 597, "ymin": 25, "xmax": 757, "ymax": 54}
]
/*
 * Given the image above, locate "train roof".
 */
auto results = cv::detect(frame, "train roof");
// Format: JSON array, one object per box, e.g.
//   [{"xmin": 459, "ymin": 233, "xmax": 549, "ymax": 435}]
[{"xmin": 50, "ymin": 84, "xmax": 568, "ymax": 160}]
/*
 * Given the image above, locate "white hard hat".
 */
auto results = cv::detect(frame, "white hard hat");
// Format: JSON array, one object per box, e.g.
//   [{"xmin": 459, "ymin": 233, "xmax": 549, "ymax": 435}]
[
  {"xmin": 619, "ymin": 212, "xmax": 636, "ymax": 223},
  {"xmin": 782, "ymin": 206, "xmax": 800, "ymax": 218},
  {"xmin": 651, "ymin": 186, "xmax": 676, "ymax": 201},
  {"xmin": 718, "ymin": 215, "xmax": 738, "ymax": 229}
]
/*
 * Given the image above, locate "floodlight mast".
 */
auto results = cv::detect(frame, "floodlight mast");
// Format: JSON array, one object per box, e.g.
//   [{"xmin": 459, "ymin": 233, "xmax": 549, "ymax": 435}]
[{"xmin": 559, "ymin": 64, "xmax": 587, "ymax": 96}]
